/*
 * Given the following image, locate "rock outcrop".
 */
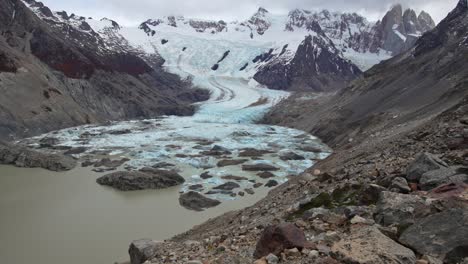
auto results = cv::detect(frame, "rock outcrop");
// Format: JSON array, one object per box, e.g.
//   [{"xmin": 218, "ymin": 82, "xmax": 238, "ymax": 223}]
[
  {"xmin": 129, "ymin": 239, "xmax": 159, "ymax": 264},
  {"xmin": 332, "ymin": 225, "xmax": 416, "ymax": 264},
  {"xmin": 0, "ymin": 142, "xmax": 76, "ymax": 171},
  {"xmin": 179, "ymin": 191, "xmax": 221, "ymax": 211},
  {"xmin": 96, "ymin": 168, "xmax": 185, "ymax": 191},
  {"xmin": 375, "ymin": 191, "xmax": 432, "ymax": 227},
  {"xmin": 399, "ymin": 209, "xmax": 468, "ymax": 261}
]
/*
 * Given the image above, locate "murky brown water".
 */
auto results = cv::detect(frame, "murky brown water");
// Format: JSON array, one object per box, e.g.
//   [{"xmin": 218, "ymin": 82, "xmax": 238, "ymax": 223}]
[{"xmin": 0, "ymin": 165, "xmax": 268, "ymax": 264}]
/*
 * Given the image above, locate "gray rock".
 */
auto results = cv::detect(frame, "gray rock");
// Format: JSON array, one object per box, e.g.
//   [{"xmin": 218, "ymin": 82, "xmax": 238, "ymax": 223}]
[
  {"xmin": 0, "ymin": 143, "xmax": 76, "ymax": 171},
  {"xmin": 213, "ymin": 182, "xmax": 240, "ymax": 191},
  {"xmin": 217, "ymin": 159, "xmax": 248, "ymax": 167},
  {"xmin": 265, "ymin": 180, "xmax": 279, "ymax": 188},
  {"xmin": 242, "ymin": 164, "xmax": 279, "ymax": 172},
  {"xmin": 257, "ymin": 171, "xmax": 276, "ymax": 179},
  {"xmin": 96, "ymin": 169, "xmax": 185, "ymax": 191},
  {"xmin": 406, "ymin": 153, "xmax": 448, "ymax": 182},
  {"xmin": 375, "ymin": 191, "xmax": 432, "ymax": 227},
  {"xmin": 332, "ymin": 225, "xmax": 416, "ymax": 264},
  {"xmin": 129, "ymin": 239, "xmax": 159, "ymax": 264},
  {"xmin": 200, "ymin": 171, "xmax": 213, "ymax": 179},
  {"xmin": 39, "ymin": 137, "xmax": 60, "ymax": 148},
  {"xmin": 280, "ymin": 152, "xmax": 305, "ymax": 161},
  {"xmin": 179, "ymin": 191, "xmax": 221, "ymax": 211},
  {"xmin": 390, "ymin": 177, "xmax": 411, "ymax": 193},
  {"xmin": 420, "ymin": 167, "xmax": 468, "ymax": 191},
  {"xmin": 93, "ymin": 158, "xmax": 130, "ymax": 168},
  {"xmin": 359, "ymin": 184, "xmax": 386, "ymax": 205},
  {"xmin": 266, "ymin": 253, "xmax": 279, "ymax": 264},
  {"xmin": 400, "ymin": 209, "xmax": 468, "ymax": 261}
]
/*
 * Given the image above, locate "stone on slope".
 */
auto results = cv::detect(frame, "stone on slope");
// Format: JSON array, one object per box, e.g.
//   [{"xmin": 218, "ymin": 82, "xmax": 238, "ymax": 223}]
[
  {"xmin": 420, "ymin": 167, "xmax": 468, "ymax": 191},
  {"xmin": 254, "ymin": 223, "xmax": 307, "ymax": 258},
  {"xmin": 399, "ymin": 209, "xmax": 468, "ymax": 262},
  {"xmin": 129, "ymin": 239, "xmax": 159, "ymax": 264},
  {"xmin": 0, "ymin": 143, "xmax": 76, "ymax": 171},
  {"xmin": 332, "ymin": 225, "xmax": 416, "ymax": 264},
  {"xmin": 390, "ymin": 177, "xmax": 411, "ymax": 193},
  {"xmin": 96, "ymin": 169, "xmax": 185, "ymax": 191},
  {"xmin": 179, "ymin": 191, "xmax": 221, "ymax": 211},
  {"xmin": 406, "ymin": 153, "xmax": 448, "ymax": 182},
  {"xmin": 375, "ymin": 191, "xmax": 432, "ymax": 226}
]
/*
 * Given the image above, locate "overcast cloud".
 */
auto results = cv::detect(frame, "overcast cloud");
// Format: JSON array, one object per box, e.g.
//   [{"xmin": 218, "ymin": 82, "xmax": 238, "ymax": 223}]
[{"xmin": 40, "ymin": 0, "xmax": 459, "ymax": 26}]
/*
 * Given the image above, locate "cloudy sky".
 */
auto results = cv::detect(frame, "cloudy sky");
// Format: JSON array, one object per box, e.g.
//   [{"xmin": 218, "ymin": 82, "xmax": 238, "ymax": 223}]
[{"xmin": 40, "ymin": 0, "xmax": 459, "ymax": 26}]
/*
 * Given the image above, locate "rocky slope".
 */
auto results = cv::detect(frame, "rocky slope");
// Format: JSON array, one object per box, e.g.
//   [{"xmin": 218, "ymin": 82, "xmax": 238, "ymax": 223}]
[
  {"xmin": 0, "ymin": 0, "xmax": 209, "ymax": 140},
  {"xmin": 126, "ymin": 1, "xmax": 468, "ymax": 263}
]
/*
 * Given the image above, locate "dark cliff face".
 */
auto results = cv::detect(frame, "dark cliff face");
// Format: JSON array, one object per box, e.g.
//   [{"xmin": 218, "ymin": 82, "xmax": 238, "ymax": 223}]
[
  {"xmin": 0, "ymin": 0, "xmax": 209, "ymax": 139},
  {"xmin": 253, "ymin": 33, "xmax": 362, "ymax": 92},
  {"xmin": 370, "ymin": 5, "xmax": 437, "ymax": 55}
]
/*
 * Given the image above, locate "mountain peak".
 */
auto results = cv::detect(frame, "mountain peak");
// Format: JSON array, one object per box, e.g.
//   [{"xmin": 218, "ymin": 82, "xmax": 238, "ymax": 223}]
[
  {"xmin": 390, "ymin": 4, "xmax": 403, "ymax": 13},
  {"xmin": 257, "ymin": 7, "xmax": 269, "ymax": 14}
]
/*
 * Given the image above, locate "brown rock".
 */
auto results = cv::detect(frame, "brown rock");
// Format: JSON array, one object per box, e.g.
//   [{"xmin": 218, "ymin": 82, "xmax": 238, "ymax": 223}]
[{"xmin": 254, "ymin": 223, "xmax": 307, "ymax": 258}]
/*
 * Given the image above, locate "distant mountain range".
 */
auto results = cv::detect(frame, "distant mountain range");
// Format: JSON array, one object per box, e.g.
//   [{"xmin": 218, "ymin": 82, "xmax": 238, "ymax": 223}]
[{"xmin": 0, "ymin": 0, "xmax": 437, "ymax": 138}]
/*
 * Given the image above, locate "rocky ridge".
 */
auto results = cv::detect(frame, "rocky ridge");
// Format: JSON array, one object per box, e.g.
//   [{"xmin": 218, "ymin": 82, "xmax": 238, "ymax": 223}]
[{"xmin": 0, "ymin": 0, "xmax": 209, "ymax": 140}]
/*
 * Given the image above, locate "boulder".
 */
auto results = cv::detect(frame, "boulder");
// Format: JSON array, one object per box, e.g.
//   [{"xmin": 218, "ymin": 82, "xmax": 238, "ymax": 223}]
[
  {"xmin": 265, "ymin": 180, "xmax": 279, "ymax": 188},
  {"xmin": 38, "ymin": 137, "xmax": 60, "ymax": 148},
  {"xmin": 221, "ymin": 175, "xmax": 248, "ymax": 181},
  {"xmin": 420, "ymin": 167, "xmax": 468, "ymax": 191},
  {"xmin": 213, "ymin": 182, "xmax": 240, "ymax": 191},
  {"xmin": 201, "ymin": 145, "xmax": 231, "ymax": 156},
  {"xmin": 254, "ymin": 223, "xmax": 307, "ymax": 258},
  {"xmin": 96, "ymin": 169, "xmax": 185, "ymax": 191},
  {"xmin": 217, "ymin": 159, "xmax": 248, "ymax": 167},
  {"xmin": 399, "ymin": 209, "xmax": 468, "ymax": 261},
  {"xmin": 129, "ymin": 239, "xmax": 159, "ymax": 264},
  {"xmin": 390, "ymin": 177, "xmax": 411, "ymax": 193},
  {"xmin": 332, "ymin": 226, "xmax": 416, "ymax": 264},
  {"xmin": 280, "ymin": 152, "xmax": 305, "ymax": 161},
  {"xmin": 375, "ymin": 191, "xmax": 432, "ymax": 226},
  {"xmin": 298, "ymin": 145, "xmax": 322, "ymax": 153},
  {"xmin": 93, "ymin": 158, "xmax": 130, "ymax": 168},
  {"xmin": 358, "ymin": 184, "xmax": 386, "ymax": 205},
  {"xmin": 257, "ymin": 171, "xmax": 276, "ymax": 179},
  {"xmin": 239, "ymin": 148, "xmax": 271, "ymax": 157},
  {"xmin": 179, "ymin": 191, "xmax": 221, "ymax": 211},
  {"xmin": 406, "ymin": 153, "xmax": 447, "ymax": 182},
  {"xmin": 200, "ymin": 171, "xmax": 213, "ymax": 179},
  {"xmin": 242, "ymin": 164, "xmax": 279, "ymax": 172},
  {"xmin": 0, "ymin": 143, "xmax": 76, "ymax": 171}
]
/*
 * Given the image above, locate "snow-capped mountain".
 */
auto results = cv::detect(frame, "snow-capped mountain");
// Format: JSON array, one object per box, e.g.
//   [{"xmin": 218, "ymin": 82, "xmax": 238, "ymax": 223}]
[{"xmin": 20, "ymin": 1, "xmax": 435, "ymax": 92}]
